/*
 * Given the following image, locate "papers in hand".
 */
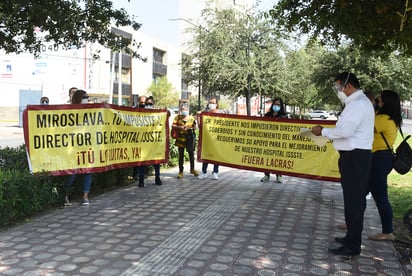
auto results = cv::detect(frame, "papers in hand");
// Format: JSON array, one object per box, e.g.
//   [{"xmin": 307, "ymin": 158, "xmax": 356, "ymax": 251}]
[{"xmin": 299, "ymin": 128, "xmax": 329, "ymax": 147}]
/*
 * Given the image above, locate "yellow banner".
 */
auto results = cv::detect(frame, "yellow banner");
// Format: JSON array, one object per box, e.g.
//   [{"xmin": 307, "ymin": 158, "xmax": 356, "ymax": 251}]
[
  {"xmin": 198, "ymin": 113, "xmax": 340, "ymax": 182},
  {"xmin": 23, "ymin": 103, "xmax": 169, "ymax": 175}
]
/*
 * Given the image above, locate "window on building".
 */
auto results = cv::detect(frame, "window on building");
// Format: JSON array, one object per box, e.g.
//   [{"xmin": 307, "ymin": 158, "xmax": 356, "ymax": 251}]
[{"xmin": 153, "ymin": 48, "xmax": 165, "ymax": 63}]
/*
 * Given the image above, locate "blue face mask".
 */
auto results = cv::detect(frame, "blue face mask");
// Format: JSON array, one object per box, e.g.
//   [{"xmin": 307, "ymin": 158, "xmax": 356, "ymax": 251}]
[
  {"xmin": 181, "ymin": 111, "xmax": 189, "ymax": 116},
  {"xmin": 272, "ymin": 105, "xmax": 281, "ymax": 112}
]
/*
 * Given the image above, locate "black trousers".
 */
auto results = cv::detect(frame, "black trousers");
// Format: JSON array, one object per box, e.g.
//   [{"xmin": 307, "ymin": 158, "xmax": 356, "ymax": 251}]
[{"xmin": 338, "ymin": 149, "xmax": 372, "ymax": 251}]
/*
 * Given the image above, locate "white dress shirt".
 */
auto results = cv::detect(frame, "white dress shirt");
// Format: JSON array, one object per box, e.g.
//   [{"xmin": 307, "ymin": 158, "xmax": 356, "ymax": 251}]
[{"xmin": 322, "ymin": 90, "xmax": 375, "ymax": 151}]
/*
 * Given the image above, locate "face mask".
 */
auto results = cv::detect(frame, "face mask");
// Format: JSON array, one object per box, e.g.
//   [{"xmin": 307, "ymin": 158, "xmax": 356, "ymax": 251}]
[
  {"xmin": 181, "ymin": 111, "xmax": 189, "ymax": 116},
  {"xmin": 138, "ymin": 103, "xmax": 145, "ymax": 108},
  {"xmin": 81, "ymin": 99, "xmax": 89, "ymax": 104},
  {"xmin": 272, "ymin": 105, "xmax": 281, "ymax": 112},
  {"xmin": 337, "ymin": 91, "xmax": 347, "ymax": 103},
  {"xmin": 208, "ymin": 103, "xmax": 217, "ymax": 110},
  {"xmin": 145, "ymin": 103, "xmax": 154, "ymax": 109}
]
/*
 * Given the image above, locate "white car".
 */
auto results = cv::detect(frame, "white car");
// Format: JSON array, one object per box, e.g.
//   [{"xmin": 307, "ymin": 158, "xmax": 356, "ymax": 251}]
[{"xmin": 309, "ymin": 110, "xmax": 329, "ymax": 119}]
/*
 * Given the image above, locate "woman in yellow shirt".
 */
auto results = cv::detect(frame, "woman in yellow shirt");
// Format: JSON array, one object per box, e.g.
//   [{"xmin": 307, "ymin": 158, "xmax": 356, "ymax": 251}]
[
  {"xmin": 172, "ymin": 101, "xmax": 199, "ymax": 179},
  {"xmin": 368, "ymin": 90, "xmax": 402, "ymax": 241}
]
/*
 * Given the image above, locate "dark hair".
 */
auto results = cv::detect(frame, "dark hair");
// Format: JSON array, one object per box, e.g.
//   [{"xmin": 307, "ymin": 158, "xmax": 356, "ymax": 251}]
[
  {"xmin": 72, "ymin": 90, "xmax": 87, "ymax": 104},
  {"xmin": 68, "ymin": 87, "xmax": 77, "ymax": 95},
  {"xmin": 207, "ymin": 96, "xmax": 219, "ymax": 108},
  {"xmin": 377, "ymin": 90, "xmax": 403, "ymax": 128},
  {"xmin": 334, "ymin": 72, "xmax": 360, "ymax": 89},
  {"xmin": 265, "ymin": 97, "xmax": 286, "ymax": 118},
  {"xmin": 146, "ymin": 96, "xmax": 155, "ymax": 104},
  {"xmin": 40, "ymin": 96, "xmax": 49, "ymax": 104}
]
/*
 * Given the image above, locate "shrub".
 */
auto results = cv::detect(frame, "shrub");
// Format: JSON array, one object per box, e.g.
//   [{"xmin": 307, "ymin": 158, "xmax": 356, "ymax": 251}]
[{"xmin": 0, "ymin": 146, "xmax": 133, "ymax": 229}]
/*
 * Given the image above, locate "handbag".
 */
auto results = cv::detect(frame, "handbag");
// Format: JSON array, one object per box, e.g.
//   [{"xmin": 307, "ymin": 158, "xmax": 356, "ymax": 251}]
[
  {"xmin": 380, "ymin": 128, "xmax": 412, "ymax": 175},
  {"xmin": 171, "ymin": 127, "xmax": 179, "ymax": 139},
  {"xmin": 185, "ymin": 128, "xmax": 196, "ymax": 151}
]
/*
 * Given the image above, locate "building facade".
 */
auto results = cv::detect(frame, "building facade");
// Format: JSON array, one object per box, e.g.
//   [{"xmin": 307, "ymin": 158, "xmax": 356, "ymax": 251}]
[{"xmin": 0, "ymin": 29, "xmax": 182, "ymax": 122}]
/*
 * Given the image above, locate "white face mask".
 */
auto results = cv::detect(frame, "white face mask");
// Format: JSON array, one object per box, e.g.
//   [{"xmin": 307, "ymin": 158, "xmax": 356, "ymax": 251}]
[
  {"xmin": 337, "ymin": 91, "xmax": 347, "ymax": 104},
  {"xmin": 81, "ymin": 99, "xmax": 89, "ymax": 104},
  {"xmin": 208, "ymin": 103, "xmax": 217, "ymax": 110}
]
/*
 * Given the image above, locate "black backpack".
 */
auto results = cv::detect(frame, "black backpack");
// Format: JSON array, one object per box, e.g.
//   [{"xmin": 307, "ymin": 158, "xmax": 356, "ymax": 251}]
[{"xmin": 381, "ymin": 129, "xmax": 412, "ymax": 175}]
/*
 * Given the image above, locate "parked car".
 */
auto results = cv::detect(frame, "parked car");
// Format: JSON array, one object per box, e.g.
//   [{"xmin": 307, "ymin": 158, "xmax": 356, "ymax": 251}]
[{"xmin": 309, "ymin": 110, "xmax": 329, "ymax": 119}]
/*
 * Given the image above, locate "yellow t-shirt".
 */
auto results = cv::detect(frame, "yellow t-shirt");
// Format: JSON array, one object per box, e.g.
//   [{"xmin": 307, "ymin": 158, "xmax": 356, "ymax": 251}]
[{"xmin": 373, "ymin": 114, "xmax": 397, "ymax": 152}]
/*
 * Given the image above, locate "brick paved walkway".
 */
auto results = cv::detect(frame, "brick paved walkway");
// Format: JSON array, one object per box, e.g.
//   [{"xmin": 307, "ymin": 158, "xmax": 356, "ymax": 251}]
[{"xmin": 0, "ymin": 165, "xmax": 411, "ymax": 275}]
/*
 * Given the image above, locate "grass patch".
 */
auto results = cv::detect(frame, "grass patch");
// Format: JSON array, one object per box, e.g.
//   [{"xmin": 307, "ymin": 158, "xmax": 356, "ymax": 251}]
[
  {"xmin": 387, "ymin": 133, "xmax": 412, "ymax": 219},
  {"xmin": 388, "ymin": 172, "xmax": 412, "ymax": 219}
]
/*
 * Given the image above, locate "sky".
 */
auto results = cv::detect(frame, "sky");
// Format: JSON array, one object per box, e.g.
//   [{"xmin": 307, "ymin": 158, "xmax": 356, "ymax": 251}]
[{"xmin": 112, "ymin": 0, "xmax": 276, "ymax": 46}]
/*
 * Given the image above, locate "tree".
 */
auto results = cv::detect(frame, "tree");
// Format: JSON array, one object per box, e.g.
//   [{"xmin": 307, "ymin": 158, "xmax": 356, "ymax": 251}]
[
  {"xmin": 147, "ymin": 76, "xmax": 179, "ymax": 109},
  {"xmin": 183, "ymin": 7, "xmax": 284, "ymax": 115},
  {"xmin": 268, "ymin": 1, "xmax": 412, "ymax": 55},
  {"xmin": 280, "ymin": 43, "xmax": 322, "ymax": 116},
  {"xmin": 310, "ymin": 45, "xmax": 412, "ymax": 106},
  {"xmin": 0, "ymin": 0, "xmax": 144, "ymax": 59}
]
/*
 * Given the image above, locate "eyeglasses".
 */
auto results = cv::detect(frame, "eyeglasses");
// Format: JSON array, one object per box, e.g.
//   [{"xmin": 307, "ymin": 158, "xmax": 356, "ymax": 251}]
[
  {"xmin": 332, "ymin": 72, "xmax": 350, "ymax": 93},
  {"xmin": 145, "ymin": 103, "xmax": 153, "ymax": 106}
]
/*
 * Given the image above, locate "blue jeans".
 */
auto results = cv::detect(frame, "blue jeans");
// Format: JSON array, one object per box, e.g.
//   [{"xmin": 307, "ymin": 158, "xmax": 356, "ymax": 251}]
[
  {"xmin": 202, "ymin": 163, "xmax": 219, "ymax": 174},
  {"xmin": 65, "ymin": 173, "xmax": 92, "ymax": 193},
  {"xmin": 368, "ymin": 150, "xmax": 394, "ymax": 233}
]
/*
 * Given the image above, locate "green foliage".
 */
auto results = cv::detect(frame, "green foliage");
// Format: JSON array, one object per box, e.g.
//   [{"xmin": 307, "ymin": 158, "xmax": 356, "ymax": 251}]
[
  {"xmin": 388, "ymin": 133, "xmax": 412, "ymax": 219},
  {"xmin": 310, "ymin": 44, "xmax": 412, "ymax": 106},
  {"xmin": 147, "ymin": 76, "xmax": 180, "ymax": 109},
  {"xmin": 0, "ymin": 145, "xmax": 29, "ymax": 171},
  {"xmin": 0, "ymin": 0, "xmax": 144, "ymax": 58},
  {"xmin": 0, "ymin": 169, "xmax": 63, "ymax": 227},
  {"xmin": 183, "ymin": 7, "xmax": 284, "ymax": 115},
  {"xmin": 269, "ymin": 1, "xmax": 412, "ymax": 55},
  {"xmin": 0, "ymin": 146, "xmax": 133, "ymax": 229}
]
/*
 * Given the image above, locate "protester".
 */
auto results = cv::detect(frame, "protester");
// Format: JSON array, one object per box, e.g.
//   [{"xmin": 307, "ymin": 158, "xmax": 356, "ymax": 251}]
[
  {"xmin": 172, "ymin": 100, "xmax": 198, "ymax": 179},
  {"xmin": 68, "ymin": 87, "xmax": 77, "ymax": 103},
  {"xmin": 132, "ymin": 95, "xmax": 147, "ymax": 187},
  {"xmin": 64, "ymin": 89, "xmax": 92, "ymax": 206},
  {"xmin": 261, "ymin": 97, "xmax": 287, "ymax": 183},
  {"xmin": 198, "ymin": 97, "xmax": 225, "ymax": 180},
  {"xmin": 133, "ymin": 96, "xmax": 163, "ymax": 187},
  {"xmin": 311, "ymin": 72, "xmax": 375, "ymax": 256},
  {"xmin": 40, "ymin": 96, "xmax": 49, "ymax": 105},
  {"xmin": 368, "ymin": 90, "xmax": 402, "ymax": 241}
]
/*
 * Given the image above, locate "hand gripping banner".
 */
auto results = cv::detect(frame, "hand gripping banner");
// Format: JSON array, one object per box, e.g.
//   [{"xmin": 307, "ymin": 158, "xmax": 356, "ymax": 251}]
[
  {"xmin": 23, "ymin": 103, "xmax": 169, "ymax": 175},
  {"xmin": 197, "ymin": 113, "xmax": 340, "ymax": 182}
]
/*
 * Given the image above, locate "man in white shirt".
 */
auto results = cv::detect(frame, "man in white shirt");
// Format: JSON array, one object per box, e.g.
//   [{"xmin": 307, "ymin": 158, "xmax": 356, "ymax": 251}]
[{"xmin": 312, "ymin": 72, "xmax": 375, "ymax": 256}]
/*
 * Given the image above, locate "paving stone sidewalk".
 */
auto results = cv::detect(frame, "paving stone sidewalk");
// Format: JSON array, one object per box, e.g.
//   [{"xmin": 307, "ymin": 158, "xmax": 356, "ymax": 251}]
[{"xmin": 0, "ymin": 165, "xmax": 411, "ymax": 275}]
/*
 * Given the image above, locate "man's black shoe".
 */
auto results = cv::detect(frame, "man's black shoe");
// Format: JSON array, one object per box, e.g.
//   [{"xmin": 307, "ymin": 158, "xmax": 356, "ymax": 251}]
[
  {"xmin": 138, "ymin": 179, "xmax": 145, "ymax": 187},
  {"xmin": 328, "ymin": 246, "xmax": 360, "ymax": 256},
  {"xmin": 334, "ymin": 237, "xmax": 346, "ymax": 244},
  {"xmin": 155, "ymin": 177, "xmax": 163, "ymax": 185}
]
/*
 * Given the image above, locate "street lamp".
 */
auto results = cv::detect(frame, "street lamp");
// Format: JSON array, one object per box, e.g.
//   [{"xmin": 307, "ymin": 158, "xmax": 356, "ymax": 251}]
[{"xmin": 169, "ymin": 18, "xmax": 202, "ymax": 111}]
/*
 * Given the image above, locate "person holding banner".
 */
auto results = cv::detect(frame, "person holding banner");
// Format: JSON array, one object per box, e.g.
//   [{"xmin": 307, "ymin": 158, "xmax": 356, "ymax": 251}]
[
  {"xmin": 68, "ymin": 87, "xmax": 77, "ymax": 103},
  {"xmin": 172, "ymin": 100, "xmax": 199, "ymax": 179},
  {"xmin": 311, "ymin": 72, "xmax": 374, "ymax": 256},
  {"xmin": 133, "ymin": 96, "xmax": 163, "ymax": 187},
  {"xmin": 133, "ymin": 95, "xmax": 147, "ymax": 187},
  {"xmin": 261, "ymin": 97, "xmax": 287, "ymax": 183},
  {"xmin": 367, "ymin": 90, "xmax": 402, "ymax": 242},
  {"xmin": 64, "ymin": 89, "xmax": 93, "ymax": 206},
  {"xmin": 198, "ymin": 97, "xmax": 225, "ymax": 180}
]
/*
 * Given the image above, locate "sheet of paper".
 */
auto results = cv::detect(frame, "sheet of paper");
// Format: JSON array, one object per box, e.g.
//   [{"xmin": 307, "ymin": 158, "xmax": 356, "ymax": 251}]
[{"xmin": 299, "ymin": 128, "xmax": 329, "ymax": 147}]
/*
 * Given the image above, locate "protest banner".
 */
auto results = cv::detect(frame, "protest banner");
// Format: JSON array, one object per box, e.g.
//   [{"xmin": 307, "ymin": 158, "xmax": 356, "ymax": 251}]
[
  {"xmin": 23, "ymin": 103, "xmax": 169, "ymax": 175},
  {"xmin": 198, "ymin": 113, "xmax": 340, "ymax": 182}
]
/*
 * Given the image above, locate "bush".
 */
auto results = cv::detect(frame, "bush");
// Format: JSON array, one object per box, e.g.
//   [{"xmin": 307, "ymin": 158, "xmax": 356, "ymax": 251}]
[{"xmin": 0, "ymin": 146, "xmax": 133, "ymax": 229}]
